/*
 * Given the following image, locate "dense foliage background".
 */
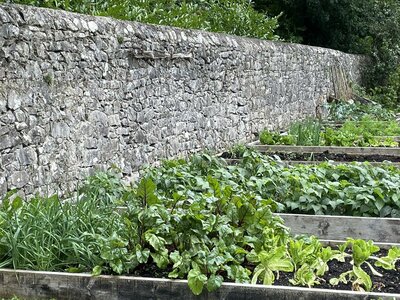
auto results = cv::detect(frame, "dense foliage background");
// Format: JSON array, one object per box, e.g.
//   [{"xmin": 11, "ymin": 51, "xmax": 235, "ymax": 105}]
[
  {"xmin": 253, "ymin": 0, "xmax": 400, "ymax": 108},
  {"xmin": 2, "ymin": 0, "xmax": 279, "ymax": 40}
]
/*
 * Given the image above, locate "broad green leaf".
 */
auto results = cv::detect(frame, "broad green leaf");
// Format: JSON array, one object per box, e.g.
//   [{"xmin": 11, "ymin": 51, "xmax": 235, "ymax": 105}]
[
  {"xmin": 351, "ymin": 240, "xmax": 378, "ymax": 266},
  {"xmin": 353, "ymin": 244, "xmax": 367, "ymax": 266},
  {"xmin": 208, "ymin": 176, "xmax": 221, "ymax": 197},
  {"xmin": 11, "ymin": 196, "xmax": 23, "ymax": 211},
  {"xmin": 380, "ymin": 205, "xmax": 392, "ymax": 217},
  {"xmin": 246, "ymin": 251, "xmax": 260, "ymax": 263},
  {"xmin": 92, "ymin": 265, "xmax": 102, "ymax": 276},
  {"xmin": 251, "ymin": 265, "xmax": 264, "ymax": 285},
  {"xmin": 170, "ymin": 251, "xmax": 182, "ymax": 265},
  {"xmin": 144, "ymin": 232, "xmax": 165, "ymax": 252},
  {"xmin": 329, "ymin": 277, "xmax": 340, "ymax": 286},
  {"xmin": 353, "ymin": 266, "xmax": 372, "ymax": 292},
  {"xmin": 262, "ymin": 268, "xmax": 275, "ymax": 285},
  {"xmin": 151, "ymin": 249, "xmax": 169, "ymax": 269},
  {"xmin": 374, "ymin": 247, "xmax": 400, "ymax": 270},
  {"xmin": 290, "ymin": 264, "xmax": 318, "ymax": 287},
  {"xmin": 269, "ymin": 258, "xmax": 294, "ymax": 273},
  {"xmin": 373, "ymin": 187, "xmax": 384, "ymax": 199},
  {"xmin": 168, "ymin": 269, "xmax": 180, "ymax": 279},
  {"xmin": 188, "ymin": 269, "xmax": 207, "ymax": 296},
  {"xmin": 137, "ymin": 177, "xmax": 159, "ymax": 205},
  {"xmin": 136, "ymin": 247, "xmax": 150, "ymax": 264},
  {"xmin": 375, "ymin": 199, "xmax": 385, "ymax": 212},
  {"xmin": 110, "ymin": 259, "xmax": 124, "ymax": 274},
  {"xmin": 314, "ymin": 258, "xmax": 329, "ymax": 276},
  {"xmin": 259, "ymin": 247, "xmax": 294, "ymax": 273},
  {"xmin": 206, "ymin": 274, "xmax": 223, "ymax": 292},
  {"xmin": 226, "ymin": 265, "xmax": 250, "ymax": 283}
]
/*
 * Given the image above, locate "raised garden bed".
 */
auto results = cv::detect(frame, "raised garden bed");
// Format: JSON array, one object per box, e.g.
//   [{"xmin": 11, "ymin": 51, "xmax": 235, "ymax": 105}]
[
  {"xmin": 221, "ymin": 144, "xmax": 400, "ymax": 162},
  {"xmin": 2, "ymin": 151, "xmax": 400, "ymax": 298},
  {"xmin": 0, "ymin": 269, "xmax": 399, "ymax": 300},
  {"xmin": 259, "ymin": 108, "xmax": 400, "ymax": 148},
  {"xmin": 246, "ymin": 145, "xmax": 400, "ymax": 162},
  {"xmin": 112, "ymin": 209, "xmax": 400, "ymax": 247},
  {"xmin": 251, "ymin": 145, "xmax": 400, "ymax": 156},
  {"xmin": 222, "ymin": 157, "xmax": 400, "ymax": 166}
]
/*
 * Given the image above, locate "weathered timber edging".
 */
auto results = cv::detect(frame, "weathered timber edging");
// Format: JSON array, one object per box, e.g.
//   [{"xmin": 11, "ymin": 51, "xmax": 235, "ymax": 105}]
[
  {"xmin": 222, "ymin": 158, "xmax": 400, "ymax": 167},
  {"xmin": 252, "ymin": 145, "xmax": 400, "ymax": 156},
  {"xmin": 0, "ymin": 269, "xmax": 399, "ymax": 300},
  {"xmin": 277, "ymin": 213, "xmax": 400, "ymax": 248},
  {"xmin": 375, "ymin": 136, "xmax": 400, "ymax": 142},
  {"xmin": 114, "ymin": 206, "xmax": 400, "ymax": 247}
]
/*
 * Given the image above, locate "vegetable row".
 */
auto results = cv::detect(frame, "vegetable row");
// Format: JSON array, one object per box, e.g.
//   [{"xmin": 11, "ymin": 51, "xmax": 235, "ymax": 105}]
[{"xmin": 1, "ymin": 150, "xmax": 399, "ymax": 294}]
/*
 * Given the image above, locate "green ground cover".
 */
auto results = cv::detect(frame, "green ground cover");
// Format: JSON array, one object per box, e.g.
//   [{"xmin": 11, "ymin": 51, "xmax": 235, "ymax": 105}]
[
  {"xmin": 259, "ymin": 102, "xmax": 400, "ymax": 147},
  {"xmin": 1, "ymin": 151, "xmax": 400, "ymax": 294}
]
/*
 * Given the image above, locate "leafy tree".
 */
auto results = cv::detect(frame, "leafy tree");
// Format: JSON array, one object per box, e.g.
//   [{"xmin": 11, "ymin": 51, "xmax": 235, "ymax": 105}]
[{"xmin": 254, "ymin": 0, "xmax": 400, "ymax": 108}]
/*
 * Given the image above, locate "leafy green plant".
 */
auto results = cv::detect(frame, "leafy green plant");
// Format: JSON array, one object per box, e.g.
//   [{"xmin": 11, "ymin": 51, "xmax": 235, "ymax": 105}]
[
  {"xmin": 227, "ymin": 143, "xmax": 248, "ymax": 159},
  {"xmin": 339, "ymin": 116, "xmax": 400, "ymax": 137},
  {"xmin": 289, "ymin": 264, "xmax": 318, "ymax": 288},
  {"xmin": 289, "ymin": 118, "xmax": 322, "ymax": 146},
  {"xmin": 259, "ymin": 118, "xmax": 323, "ymax": 146},
  {"xmin": 43, "ymin": 74, "xmax": 53, "ymax": 85},
  {"xmin": 256, "ymin": 0, "xmax": 400, "ymax": 108},
  {"xmin": 374, "ymin": 247, "xmax": 400, "ymax": 270},
  {"xmin": 260, "ymin": 112, "xmax": 400, "ymax": 147},
  {"xmin": 325, "ymin": 101, "xmax": 397, "ymax": 123},
  {"xmin": 330, "ymin": 239, "xmax": 381, "ymax": 292},
  {"xmin": 287, "ymin": 237, "xmax": 340, "ymax": 287},
  {"xmin": 1, "ymin": 151, "xmax": 400, "ymax": 294},
  {"xmin": 259, "ymin": 129, "xmax": 277, "ymax": 145},
  {"xmin": 249, "ymin": 246, "xmax": 294, "ymax": 285},
  {"xmin": 259, "ymin": 129, "xmax": 296, "ymax": 145},
  {"xmin": 322, "ymin": 115, "xmax": 400, "ymax": 147},
  {"xmin": 6, "ymin": 0, "xmax": 279, "ymax": 40}
]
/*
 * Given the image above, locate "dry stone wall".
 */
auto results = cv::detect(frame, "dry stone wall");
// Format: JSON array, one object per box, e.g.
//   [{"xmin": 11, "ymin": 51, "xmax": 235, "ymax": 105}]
[{"xmin": 0, "ymin": 4, "xmax": 364, "ymax": 197}]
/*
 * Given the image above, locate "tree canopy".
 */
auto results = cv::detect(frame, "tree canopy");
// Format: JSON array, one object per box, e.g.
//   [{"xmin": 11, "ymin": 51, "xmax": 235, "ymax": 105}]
[{"xmin": 254, "ymin": 0, "xmax": 400, "ymax": 107}]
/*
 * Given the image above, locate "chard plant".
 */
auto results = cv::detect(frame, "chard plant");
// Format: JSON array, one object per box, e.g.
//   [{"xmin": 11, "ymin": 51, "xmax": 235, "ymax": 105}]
[{"xmin": 249, "ymin": 245, "xmax": 294, "ymax": 285}]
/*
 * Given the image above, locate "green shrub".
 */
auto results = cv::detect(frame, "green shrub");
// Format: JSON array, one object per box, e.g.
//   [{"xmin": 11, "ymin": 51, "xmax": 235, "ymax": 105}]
[
  {"xmin": 4, "ymin": 0, "xmax": 279, "ymax": 40},
  {"xmin": 326, "ymin": 101, "xmax": 397, "ymax": 122},
  {"xmin": 255, "ymin": 0, "xmax": 400, "ymax": 108}
]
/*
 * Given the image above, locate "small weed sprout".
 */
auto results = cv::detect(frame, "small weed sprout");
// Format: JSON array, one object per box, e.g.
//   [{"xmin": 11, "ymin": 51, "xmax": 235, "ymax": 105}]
[{"xmin": 43, "ymin": 74, "xmax": 53, "ymax": 86}]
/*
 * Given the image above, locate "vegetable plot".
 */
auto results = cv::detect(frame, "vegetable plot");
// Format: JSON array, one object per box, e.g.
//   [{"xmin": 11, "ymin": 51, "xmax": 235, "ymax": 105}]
[
  {"xmin": 259, "ymin": 117, "xmax": 400, "ymax": 147},
  {"xmin": 1, "ymin": 152, "xmax": 400, "ymax": 295},
  {"xmin": 259, "ymin": 100, "xmax": 400, "ymax": 148},
  {"xmin": 325, "ymin": 101, "xmax": 398, "ymax": 123}
]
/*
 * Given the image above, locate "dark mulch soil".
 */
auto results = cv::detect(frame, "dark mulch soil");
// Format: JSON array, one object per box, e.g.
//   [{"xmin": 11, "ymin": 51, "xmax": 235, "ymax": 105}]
[
  {"xmin": 131, "ymin": 250, "xmax": 400, "ymax": 294},
  {"xmin": 133, "ymin": 263, "xmax": 172, "ymax": 278},
  {"xmin": 221, "ymin": 151, "xmax": 400, "ymax": 162},
  {"xmin": 274, "ymin": 249, "xmax": 400, "ymax": 293}
]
